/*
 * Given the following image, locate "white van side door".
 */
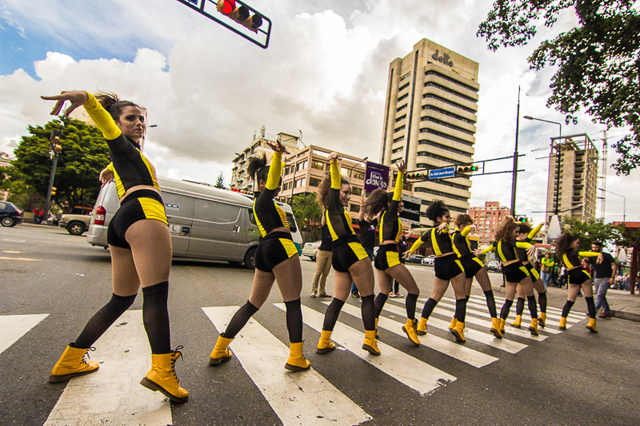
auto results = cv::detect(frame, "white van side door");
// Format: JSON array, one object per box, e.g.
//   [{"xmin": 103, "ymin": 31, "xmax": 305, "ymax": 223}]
[
  {"xmin": 162, "ymin": 191, "xmax": 195, "ymax": 257},
  {"xmin": 187, "ymin": 199, "xmax": 244, "ymax": 260}
]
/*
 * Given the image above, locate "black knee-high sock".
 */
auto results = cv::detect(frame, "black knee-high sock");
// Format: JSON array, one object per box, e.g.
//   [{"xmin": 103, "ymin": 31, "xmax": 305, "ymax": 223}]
[
  {"xmin": 538, "ymin": 292, "xmax": 547, "ymax": 313},
  {"xmin": 322, "ymin": 298, "xmax": 345, "ymax": 331},
  {"xmin": 455, "ymin": 298, "xmax": 467, "ymax": 323},
  {"xmin": 585, "ymin": 296, "xmax": 596, "ymax": 319},
  {"xmin": 500, "ymin": 299, "xmax": 514, "ymax": 320},
  {"xmin": 484, "ymin": 290, "xmax": 497, "ymax": 318},
  {"xmin": 421, "ymin": 298, "xmax": 438, "ymax": 319},
  {"xmin": 515, "ymin": 297, "xmax": 525, "ymax": 316},
  {"xmin": 406, "ymin": 293, "xmax": 419, "ymax": 320},
  {"xmin": 561, "ymin": 300, "xmax": 575, "ymax": 318},
  {"xmin": 374, "ymin": 293, "xmax": 388, "ymax": 318},
  {"xmin": 75, "ymin": 293, "xmax": 137, "ymax": 349},
  {"xmin": 527, "ymin": 295, "xmax": 538, "ymax": 320},
  {"xmin": 225, "ymin": 300, "xmax": 259, "ymax": 339},
  {"xmin": 361, "ymin": 295, "xmax": 375, "ymax": 331},
  {"xmin": 285, "ymin": 298, "xmax": 303, "ymax": 343},
  {"xmin": 142, "ymin": 282, "xmax": 171, "ymax": 354}
]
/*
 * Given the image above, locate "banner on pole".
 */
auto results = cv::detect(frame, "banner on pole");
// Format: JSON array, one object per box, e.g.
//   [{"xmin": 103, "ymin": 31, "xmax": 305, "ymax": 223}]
[{"xmin": 364, "ymin": 162, "xmax": 389, "ymax": 193}]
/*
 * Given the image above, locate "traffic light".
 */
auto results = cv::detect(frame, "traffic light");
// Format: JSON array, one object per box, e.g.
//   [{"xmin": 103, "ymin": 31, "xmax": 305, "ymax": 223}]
[
  {"xmin": 456, "ymin": 164, "xmax": 479, "ymax": 175},
  {"xmin": 51, "ymin": 187, "xmax": 57, "ymax": 196},
  {"xmin": 406, "ymin": 172, "xmax": 427, "ymax": 180},
  {"xmin": 515, "ymin": 215, "xmax": 528, "ymax": 223},
  {"xmin": 217, "ymin": 0, "xmax": 263, "ymax": 33}
]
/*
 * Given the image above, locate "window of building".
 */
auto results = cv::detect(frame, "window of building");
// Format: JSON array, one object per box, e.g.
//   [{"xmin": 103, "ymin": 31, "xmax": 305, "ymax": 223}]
[
  {"xmin": 395, "ymin": 114, "xmax": 407, "ymax": 123},
  {"xmin": 398, "ymin": 82, "xmax": 410, "ymax": 92},
  {"xmin": 394, "ymin": 125, "xmax": 406, "ymax": 133},
  {"xmin": 296, "ymin": 160, "xmax": 308, "ymax": 172},
  {"xmin": 392, "ymin": 147, "xmax": 403, "ymax": 154},
  {"xmin": 284, "ymin": 166, "xmax": 292, "ymax": 175},
  {"xmin": 420, "ymin": 116, "xmax": 475, "ymax": 136},
  {"xmin": 353, "ymin": 171, "xmax": 365, "ymax": 180},
  {"xmin": 423, "ymin": 94, "xmax": 476, "ymax": 114},
  {"xmin": 309, "ymin": 177, "xmax": 322, "ymax": 187},
  {"xmin": 351, "ymin": 187, "xmax": 362, "ymax": 196},
  {"xmin": 294, "ymin": 178, "xmax": 306, "ymax": 188},
  {"xmin": 396, "ymin": 104, "xmax": 407, "ymax": 112},
  {"xmin": 393, "ymin": 136, "xmax": 405, "ymax": 143},
  {"xmin": 349, "ymin": 204, "xmax": 360, "ymax": 213},
  {"xmin": 397, "ymin": 94, "xmax": 408, "ymax": 103},
  {"xmin": 311, "ymin": 160, "xmax": 324, "ymax": 171},
  {"xmin": 424, "ymin": 70, "xmax": 479, "ymax": 93},
  {"xmin": 400, "ymin": 72, "xmax": 411, "ymax": 82},
  {"xmin": 283, "ymin": 182, "xmax": 292, "ymax": 190},
  {"xmin": 424, "ymin": 82, "xmax": 477, "ymax": 104}
]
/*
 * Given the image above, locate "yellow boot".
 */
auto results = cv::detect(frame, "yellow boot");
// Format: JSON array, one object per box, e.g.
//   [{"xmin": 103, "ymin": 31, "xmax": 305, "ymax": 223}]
[
  {"xmin": 402, "ymin": 318, "xmax": 420, "ymax": 346},
  {"xmin": 511, "ymin": 315, "xmax": 522, "ymax": 328},
  {"xmin": 375, "ymin": 318, "xmax": 379, "ymax": 339},
  {"xmin": 49, "ymin": 344, "xmax": 99, "ymax": 383},
  {"xmin": 539, "ymin": 312, "xmax": 546, "ymax": 328},
  {"xmin": 528, "ymin": 318, "xmax": 539, "ymax": 336},
  {"xmin": 490, "ymin": 317, "xmax": 503, "ymax": 339},
  {"xmin": 559, "ymin": 317, "xmax": 567, "ymax": 330},
  {"xmin": 449, "ymin": 317, "xmax": 457, "ymax": 331},
  {"xmin": 451, "ymin": 321, "xmax": 466, "ymax": 343},
  {"xmin": 209, "ymin": 335, "xmax": 234, "ymax": 365},
  {"xmin": 140, "ymin": 347, "xmax": 189, "ymax": 404},
  {"xmin": 285, "ymin": 342, "xmax": 311, "ymax": 372},
  {"xmin": 586, "ymin": 318, "xmax": 598, "ymax": 333},
  {"xmin": 362, "ymin": 330, "xmax": 380, "ymax": 356},
  {"xmin": 316, "ymin": 330, "xmax": 336, "ymax": 354},
  {"xmin": 417, "ymin": 317, "xmax": 428, "ymax": 336},
  {"xmin": 499, "ymin": 318, "xmax": 506, "ymax": 335}
]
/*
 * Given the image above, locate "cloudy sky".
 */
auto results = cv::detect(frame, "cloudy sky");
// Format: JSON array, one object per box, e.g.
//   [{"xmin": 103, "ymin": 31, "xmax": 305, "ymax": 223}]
[{"xmin": 1, "ymin": 0, "xmax": 637, "ymax": 225}]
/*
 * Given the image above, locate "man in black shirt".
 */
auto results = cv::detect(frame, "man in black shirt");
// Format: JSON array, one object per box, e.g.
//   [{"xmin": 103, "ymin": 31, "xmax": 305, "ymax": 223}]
[{"xmin": 585, "ymin": 241, "xmax": 617, "ymax": 318}]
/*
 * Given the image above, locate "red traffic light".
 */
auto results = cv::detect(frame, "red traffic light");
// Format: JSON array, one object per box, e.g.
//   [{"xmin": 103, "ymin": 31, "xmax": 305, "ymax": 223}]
[
  {"xmin": 216, "ymin": 1, "xmax": 263, "ymax": 33},
  {"xmin": 217, "ymin": 0, "xmax": 236, "ymax": 15}
]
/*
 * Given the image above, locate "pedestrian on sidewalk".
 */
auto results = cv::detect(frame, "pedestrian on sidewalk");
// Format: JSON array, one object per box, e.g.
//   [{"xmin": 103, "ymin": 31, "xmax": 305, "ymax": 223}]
[
  {"xmin": 540, "ymin": 252, "xmax": 555, "ymax": 289},
  {"xmin": 584, "ymin": 241, "xmax": 617, "ymax": 319},
  {"xmin": 310, "ymin": 215, "xmax": 333, "ymax": 298}
]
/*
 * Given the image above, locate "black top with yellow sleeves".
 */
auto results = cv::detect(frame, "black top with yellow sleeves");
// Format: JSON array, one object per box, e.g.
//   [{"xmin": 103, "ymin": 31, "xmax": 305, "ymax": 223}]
[
  {"xmin": 515, "ymin": 223, "xmax": 543, "ymax": 263},
  {"xmin": 482, "ymin": 240, "xmax": 532, "ymax": 263},
  {"xmin": 253, "ymin": 151, "xmax": 289, "ymax": 238},
  {"xmin": 408, "ymin": 224, "xmax": 458, "ymax": 256},
  {"xmin": 325, "ymin": 159, "xmax": 356, "ymax": 241},
  {"xmin": 562, "ymin": 250, "xmax": 600, "ymax": 269},
  {"xmin": 379, "ymin": 171, "xmax": 405, "ymax": 243},
  {"xmin": 452, "ymin": 226, "xmax": 478, "ymax": 257},
  {"xmin": 83, "ymin": 93, "xmax": 159, "ymax": 199}
]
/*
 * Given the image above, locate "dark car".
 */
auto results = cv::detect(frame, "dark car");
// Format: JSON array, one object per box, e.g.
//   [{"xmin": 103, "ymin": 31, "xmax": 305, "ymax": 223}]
[
  {"xmin": 406, "ymin": 254, "xmax": 424, "ymax": 264},
  {"xmin": 0, "ymin": 201, "xmax": 24, "ymax": 227}
]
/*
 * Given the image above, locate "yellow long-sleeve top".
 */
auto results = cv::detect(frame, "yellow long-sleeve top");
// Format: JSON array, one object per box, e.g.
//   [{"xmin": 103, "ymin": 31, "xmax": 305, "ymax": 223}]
[
  {"xmin": 452, "ymin": 226, "xmax": 479, "ymax": 257},
  {"xmin": 482, "ymin": 240, "xmax": 533, "ymax": 263},
  {"xmin": 562, "ymin": 250, "xmax": 600, "ymax": 269},
  {"xmin": 409, "ymin": 224, "xmax": 459, "ymax": 256},
  {"xmin": 325, "ymin": 159, "xmax": 355, "ymax": 241},
  {"xmin": 84, "ymin": 93, "xmax": 159, "ymax": 199},
  {"xmin": 379, "ymin": 171, "xmax": 405, "ymax": 243},
  {"xmin": 253, "ymin": 151, "xmax": 289, "ymax": 237},
  {"xmin": 515, "ymin": 223, "xmax": 543, "ymax": 263}
]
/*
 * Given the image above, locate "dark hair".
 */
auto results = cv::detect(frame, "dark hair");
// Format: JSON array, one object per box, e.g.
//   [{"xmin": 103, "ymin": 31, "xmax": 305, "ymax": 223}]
[
  {"xmin": 94, "ymin": 91, "xmax": 140, "ymax": 121},
  {"xmin": 592, "ymin": 240, "xmax": 603, "ymax": 247},
  {"xmin": 555, "ymin": 231, "xmax": 579, "ymax": 256},
  {"xmin": 316, "ymin": 173, "xmax": 349, "ymax": 209},
  {"xmin": 516, "ymin": 222, "xmax": 532, "ymax": 235},
  {"xmin": 426, "ymin": 199, "xmax": 448, "ymax": 223},
  {"xmin": 454, "ymin": 213, "xmax": 473, "ymax": 228},
  {"xmin": 246, "ymin": 151, "xmax": 269, "ymax": 188},
  {"xmin": 364, "ymin": 188, "xmax": 393, "ymax": 217},
  {"xmin": 494, "ymin": 216, "xmax": 516, "ymax": 243}
]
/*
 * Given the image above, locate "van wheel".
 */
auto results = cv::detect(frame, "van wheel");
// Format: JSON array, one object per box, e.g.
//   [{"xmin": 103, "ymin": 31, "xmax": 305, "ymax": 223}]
[
  {"xmin": 244, "ymin": 247, "xmax": 257, "ymax": 270},
  {"xmin": 67, "ymin": 222, "xmax": 86, "ymax": 235},
  {"xmin": 1, "ymin": 217, "xmax": 16, "ymax": 227}
]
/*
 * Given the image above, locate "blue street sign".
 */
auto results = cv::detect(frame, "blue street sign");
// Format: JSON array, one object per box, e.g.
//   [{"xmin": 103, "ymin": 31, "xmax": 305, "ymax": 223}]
[{"xmin": 429, "ymin": 166, "xmax": 456, "ymax": 179}]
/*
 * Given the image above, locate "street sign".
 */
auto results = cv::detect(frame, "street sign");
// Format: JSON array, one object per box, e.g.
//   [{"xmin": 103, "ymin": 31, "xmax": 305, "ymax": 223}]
[
  {"xmin": 429, "ymin": 167, "xmax": 456, "ymax": 179},
  {"xmin": 399, "ymin": 194, "xmax": 421, "ymax": 226}
]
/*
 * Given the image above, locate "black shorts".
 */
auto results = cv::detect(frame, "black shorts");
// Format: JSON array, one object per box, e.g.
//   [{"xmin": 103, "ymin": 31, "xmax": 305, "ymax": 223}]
[
  {"xmin": 107, "ymin": 190, "xmax": 167, "ymax": 249},
  {"xmin": 255, "ymin": 232, "xmax": 298, "ymax": 272},
  {"xmin": 524, "ymin": 263, "xmax": 540, "ymax": 281},
  {"xmin": 459, "ymin": 254, "xmax": 484, "ymax": 279},
  {"xmin": 503, "ymin": 262, "xmax": 530, "ymax": 283},
  {"xmin": 568, "ymin": 267, "xmax": 591, "ymax": 285},
  {"xmin": 434, "ymin": 254, "xmax": 464, "ymax": 281},
  {"xmin": 332, "ymin": 235, "xmax": 369, "ymax": 273},
  {"xmin": 374, "ymin": 244, "xmax": 402, "ymax": 271}
]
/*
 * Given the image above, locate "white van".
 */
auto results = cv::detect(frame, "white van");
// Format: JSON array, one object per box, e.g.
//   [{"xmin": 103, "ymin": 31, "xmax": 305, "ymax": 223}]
[{"xmin": 86, "ymin": 176, "xmax": 302, "ymax": 269}]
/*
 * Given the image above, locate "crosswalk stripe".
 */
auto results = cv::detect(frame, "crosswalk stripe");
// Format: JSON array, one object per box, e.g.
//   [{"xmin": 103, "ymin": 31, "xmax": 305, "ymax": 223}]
[
  {"xmin": 44, "ymin": 310, "xmax": 172, "ymax": 426},
  {"xmin": 282, "ymin": 304, "xmax": 456, "ymax": 395},
  {"xmin": 334, "ymin": 302, "xmax": 498, "ymax": 368},
  {"xmin": 469, "ymin": 295, "xmax": 581, "ymax": 324},
  {"xmin": 0, "ymin": 314, "xmax": 49, "ymax": 355},
  {"xmin": 202, "ymin": 306, "xmax": 372, "ymax": 426},
  {"xmin": 462, "ymin": 297, "xmax": 575, "ymax": 330}
]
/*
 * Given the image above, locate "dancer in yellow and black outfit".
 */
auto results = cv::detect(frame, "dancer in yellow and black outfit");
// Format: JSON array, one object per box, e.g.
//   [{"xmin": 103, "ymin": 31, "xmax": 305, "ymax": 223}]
[
  {"xmin": 316, "ymin": 153, "xmax": 380, "ymax": 356},
  {"xmin": 364, "ymin": 160, "xmax": 421, "ymax": 346},
  {"xmin": 209, "ymin": 142, "xmax": 310, "ymax": 371},
  {"xmin": 452, "ymin": 214, "xmax": 502, "ymax": 338},
  {"xmin": 554, "ymin": 232, "xmax": 601, "ymax": 333},
  {"xmin": 405, "ymin": 200, "xmax": 468, "ymax": 342},
  {"xmin": 42, "ymin": 90, "xmax": 188, "ymax": 403},
  {"xmin": 511, "ymin": 222, "xmax": 549, "ymax": 328},
  {"xmin": 481, "ymin": 216, "xmax": 539, "ymax": 336}
]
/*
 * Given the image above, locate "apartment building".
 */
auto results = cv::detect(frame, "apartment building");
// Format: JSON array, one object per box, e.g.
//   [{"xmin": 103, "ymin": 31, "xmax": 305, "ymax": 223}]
[
  {"xmin": 380, "ymin": 38, "xmax": 480, "ymax": 224},
  {"xmin": 468, "ymin": 201, "xmax": 511, "ymax": 247}
]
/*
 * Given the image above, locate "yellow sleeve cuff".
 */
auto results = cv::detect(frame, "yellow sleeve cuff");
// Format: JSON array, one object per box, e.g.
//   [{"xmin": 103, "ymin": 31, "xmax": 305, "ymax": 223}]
[
  {"xmin": 461, "ymin": 226, "xmax": 471, "ymax": 237},
  {"xmin": 265, "ymin": 151, "xmax": 283, "ymax": 191},
  {"xmin": 516, "ymin": 241, "xmax": 533, "ymax": 249},
  {"xmin": 528, "ymin": 223, "xmax": 544, "ymax": 239},
  {"xmin": 83, "ymin": 92, "xmax": 121, "ymax": 140},
  {"xmin": 106, "ymin": 163, "xmax": 115, "ymax": 172},
  {"xmin": 579, "ymin": 251, "xmax": 601, "ymax": 257},
  {"xmin": 330, "ymin": 159, "xmax": 341, "ymax": 190},
  {"xmin": 409, "ymin": 238, "xmax": 422, "ymax": 254},
  {"xmin": 392, "ymin": 171, "xmax": 404, "ymax": 201},
  {"xmin": 481, "ymin": 244, "xmax": 494, "ymax": 255}
]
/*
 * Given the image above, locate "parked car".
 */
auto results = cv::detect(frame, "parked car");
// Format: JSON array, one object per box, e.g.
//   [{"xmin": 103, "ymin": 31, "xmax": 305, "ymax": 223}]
[
  {"xmin": 486, "ymin": 261, "xmax": 501, "ymax": 272},
  {"xmin": 59, "ymin": 214, "xmax": 92, "ymax": 235},
  {"xmin": 302, "ymin": 241, "xmax": 321, "ymax": 261},
  {"xmin": 0, "ymin": 201, "xmax": 23, "ymax": 227},
  {"xmin": 421, "ymin": 255, "xmax": 435, "ymax": 266},
  {"xmin": 406, "ymin": 254, "xmax": 424, "ymax": 264}
]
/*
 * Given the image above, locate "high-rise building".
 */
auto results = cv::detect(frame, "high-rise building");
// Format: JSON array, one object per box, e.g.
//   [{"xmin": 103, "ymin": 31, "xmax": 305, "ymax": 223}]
[
  {"xmin": 545, "ymin": 134, "xmax": 598, "ymax": 223},
  {"xmin": 380, "ymin": 38, "xmax": 479, "ymax": 224},
  {"xmin": 468, "ymin": 201, "xmax": 511, "ymax": 247}
]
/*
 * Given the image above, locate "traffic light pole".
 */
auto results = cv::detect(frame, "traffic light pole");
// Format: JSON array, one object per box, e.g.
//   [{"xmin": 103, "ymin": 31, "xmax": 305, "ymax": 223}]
[
  {"xmin": 43, "ymin": 154, "xmax": 59, "ymax": 222},
  {"xmin": 510, "ymin": 87, "xmax": 521, "ymax": 216}
]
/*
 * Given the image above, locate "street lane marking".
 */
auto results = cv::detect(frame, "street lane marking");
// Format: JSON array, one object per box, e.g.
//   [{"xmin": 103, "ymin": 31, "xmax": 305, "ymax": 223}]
[
  {"xmin": 283, "ymin": 304, "xmax": 456, "ymax": 395},
  {"xmin": 203, "ymin": 306, "xmax": 371, "ymax": 426},
  {"xmin": 44, "ymin": 310, "xmax": 172, "ymax": 426},
  {"xmin": 0, "ymin": 314, "xmax": 49, "ymax": 355},
  {"xmin": 461, "ymin": 297, "xmax": 575, "ymax": 330},
  {"xmin": 0, "ymin": 256, "xmax": 40, "ymax": 261},
  {"xmin": 334, "ymin": 302, "xmax": 498, "ymax": 368},
  {"xmin": 2, "ymin": 250, "xmax": 22, "ymax": 253},
  {"xmin": 470, "ymin": 295, "xmax": 581, "ymax": 325}
]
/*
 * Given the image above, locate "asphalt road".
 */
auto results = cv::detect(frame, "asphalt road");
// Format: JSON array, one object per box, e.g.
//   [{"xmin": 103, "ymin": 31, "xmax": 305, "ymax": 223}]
[{"xmin": 1, "ymin": 225, "xmax": 639, "ymax": 426}]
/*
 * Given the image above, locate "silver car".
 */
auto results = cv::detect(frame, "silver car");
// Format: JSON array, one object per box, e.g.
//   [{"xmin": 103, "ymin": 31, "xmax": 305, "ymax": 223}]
[{"xmin": 302, "ymin": 241, "xmax": 321, "ymax": 261}]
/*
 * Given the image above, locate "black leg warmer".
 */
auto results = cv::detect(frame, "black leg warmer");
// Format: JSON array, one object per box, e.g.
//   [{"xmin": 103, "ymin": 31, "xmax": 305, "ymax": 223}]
[
  {"xmin": 585, "ymin": 296, "xmax": 596, "ymax": 319},
  {"xmin": 225, "ymin": 300, "xmax": 259, "ymax": 339},
  {"xmin": 527, "ymin": 295, "xmax": 538, "ymax": 320},
  {"xmin": 561, "ymin": 300, "xmax": 575, "ymax": 318},
  {"xmin": 538, "ymin": 292, "xmax": 547, "ymax": 313},
  {"xmin": 374, "ymin": 293, "xmax": 389, "ymax": 318},
  {"xmin": 361, "ymin": 295, "xmax": 376, "ymax": 331},
  {"xmin": 455, "ymin": 298, "xmax": 467, "ymax": 323},
  {"xmin": 285, "ymin": 298, "xmax": 303, "ymax": 343},
  {"xmin": 500, "ymin": 299, "xmax": 514, "ymax": 320},
  {"xmin": 322, "ymin": 298, "xmax": 345, "ymax": 331},
  {"xmin": 421, "ymin": 298, "xmax": 438, "ymax": 320},
  {"xmin": 75, "ymin": 293, "xmax": 137, "ymax": 349},
  {"xmin": 484, "ymin": 290, "xmax": 497, "ymax": 318},
  {"xmin": 142, "ymin": 282, "xmax": 171, "ymax": 354},
  {"xmin": 515, "ymin": 297, "xmax": 525, "ymax": 316},
  {"xmin": 405, "ymin": 293, "xmax": 419, "ymax": 320}
]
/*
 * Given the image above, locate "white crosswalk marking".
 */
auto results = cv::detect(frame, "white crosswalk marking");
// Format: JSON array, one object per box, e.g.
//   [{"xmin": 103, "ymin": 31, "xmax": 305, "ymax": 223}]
[
  {"xmin": 0, "ymin": 313, "xmax": 48, "ymax": 355},
  {"xmin": 202, "ymin": 306, "xmax": 372, "ymax": 426},
  {"xmin": 469, "ymin": 295, "xmax": 581, "ymax": 328},
  {"xmin": 282, "ymin": 304, "xmax": 456, "ymax": 395},
  {"xmin": 44, "ymin": 310, "xmax": 172, "ymax": 426},
  {"xmin": 333, "ymin": 302, "xmax": 498, "ymax": 368}
]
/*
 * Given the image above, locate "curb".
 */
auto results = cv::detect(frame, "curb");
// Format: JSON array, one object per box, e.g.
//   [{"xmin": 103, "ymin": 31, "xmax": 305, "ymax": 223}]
[{"xmin": 612, "ymin": 311, "xmax": 640, "ymax": 323}]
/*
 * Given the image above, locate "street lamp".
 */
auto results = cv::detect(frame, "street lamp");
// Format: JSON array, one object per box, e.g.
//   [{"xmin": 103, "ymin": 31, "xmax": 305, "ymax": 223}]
[{"xmin": 599, "ymin": 188, "xmax": 626, "ymax": 223}]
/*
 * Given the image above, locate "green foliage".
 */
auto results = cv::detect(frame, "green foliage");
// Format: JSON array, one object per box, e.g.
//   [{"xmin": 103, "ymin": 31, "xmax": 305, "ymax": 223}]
[
  {"xmin": 478, "ymin": 1, "xmax": 640, "ymax": 175},
  {"xmin": 9, "ymin": 118, "xmax": 110, "ymax": 213},
  {"xmin": 214, "ymin": 172, "xmax": 226, "ymax": 189},
  {"xmin": 561, "ymin": 216, "xmax": 625, "ymax": 251},
  {"xmin": 290, "ymin": 193, "xmax": 323, "ymax": 242}
]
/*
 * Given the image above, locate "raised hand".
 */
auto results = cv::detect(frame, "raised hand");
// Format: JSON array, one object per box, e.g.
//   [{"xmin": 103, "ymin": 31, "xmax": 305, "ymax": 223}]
[
  {"xmin": 327, "ymin": 152, "xmax": 340, "ymax": 163},
  {"xmin": 99, "ymin": 167, "xmax": 115, "ymax": 187},
  {"xmin": 265, "ymin": 139, "xmax": 290, "ymax": 155},
  {"xmin": 41, "ymin": 91, "xmax": 89, "ymax": 117},
  {"xmin": 436, "ymin": 222, "xmax": 448, "ymax": 233},
  {"xmin": 396, "ymin": 159, "xmax": 407, "ymax": 174}
]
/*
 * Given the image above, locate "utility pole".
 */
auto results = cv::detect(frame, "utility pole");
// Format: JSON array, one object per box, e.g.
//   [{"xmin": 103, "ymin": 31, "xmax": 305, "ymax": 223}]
[
  {"xmin": 510, "ymin": 87, "xmax": 521, "ymax": 216},
  {"xmin": 44, "ymin": 128, "xmax": 63, "ymax": 221}
]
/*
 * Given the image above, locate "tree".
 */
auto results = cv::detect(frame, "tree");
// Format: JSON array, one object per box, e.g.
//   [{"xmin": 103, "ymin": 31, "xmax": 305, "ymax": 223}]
[
  {"xmin": 9, "ymin": 118, "xmax": 110, "ymax": 213},
  {"xmin": 290, "ymin": 193, "xmax": 323, "ymax": 242},
  {"xmin": 214, "ymin": 172, "xmax": 226, "ymax": 189},
  {"xmin": 561, "ymin": 216, "xmax": 625, "ymax": 251},
  {"xmin": 478, "ymin": 1, "xmax": 640, "ymax": 175}
]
